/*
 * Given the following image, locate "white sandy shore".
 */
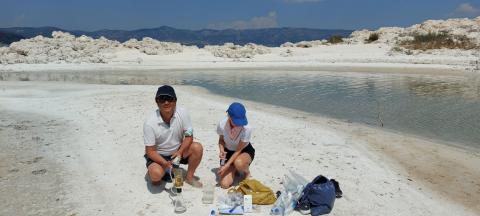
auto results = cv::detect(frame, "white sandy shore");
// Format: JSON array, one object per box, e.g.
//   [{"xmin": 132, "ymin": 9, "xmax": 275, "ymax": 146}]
[
  {"xmin": 0, "ymin": 81, "xmax": 478, "ymax": 216},
  {"xmin": 0, "ymin": 43, "xmax": 478, "ymax": 74}
]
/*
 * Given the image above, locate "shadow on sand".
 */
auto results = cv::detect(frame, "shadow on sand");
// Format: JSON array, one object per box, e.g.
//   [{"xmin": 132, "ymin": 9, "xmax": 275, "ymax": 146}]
[
  {"xmin": 210, "ymin": 167, "xmax": 245, "ymax": 188},
  {"xmin": 144, "ymin": 173, "xmax": 175, "ymax": 196}
]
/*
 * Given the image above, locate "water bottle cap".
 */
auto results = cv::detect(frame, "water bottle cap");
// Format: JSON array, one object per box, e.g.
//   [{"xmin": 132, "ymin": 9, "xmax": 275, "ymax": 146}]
[{"xmin": 210, "ymin": 209, "xmax": 216, "ymax": 215}]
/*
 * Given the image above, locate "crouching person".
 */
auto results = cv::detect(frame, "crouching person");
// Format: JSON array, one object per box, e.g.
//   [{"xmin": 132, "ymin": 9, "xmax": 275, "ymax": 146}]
[
  {"xmin": 143, "ymin": 85, "xmax": 203, "ymax": 188},
  {"xmin": 217, "ymin": 102, "xmax": 255, "ymax": 189}
]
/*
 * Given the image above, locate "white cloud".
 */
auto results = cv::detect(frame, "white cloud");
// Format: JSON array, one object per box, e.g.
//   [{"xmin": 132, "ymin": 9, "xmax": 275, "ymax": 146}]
[
  {"xmin": 450, "ymin": 3, "xmax": 480, "ymax": 18},
  {"xmin": 207, "ymin": 11, "xmax": 278, "ymax": 30},
  {"xmin": 284, "ymin": 0, "xmax": 324, "ymax": 3}
]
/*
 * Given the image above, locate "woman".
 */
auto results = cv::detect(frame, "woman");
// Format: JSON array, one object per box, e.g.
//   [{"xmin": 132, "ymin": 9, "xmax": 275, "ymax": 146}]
[{"xmin": 217, "ymin": 102, "xmax": 256, "ymax": 189}]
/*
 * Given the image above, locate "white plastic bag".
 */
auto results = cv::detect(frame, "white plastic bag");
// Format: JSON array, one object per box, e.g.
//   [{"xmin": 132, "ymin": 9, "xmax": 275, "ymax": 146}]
[{"xmin": 218, "ymin": 191, "xmax": 245, "ymax": 215}]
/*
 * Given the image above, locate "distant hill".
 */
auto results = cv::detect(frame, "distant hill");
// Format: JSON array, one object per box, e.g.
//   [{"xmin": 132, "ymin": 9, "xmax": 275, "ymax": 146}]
[
  {"xmin": 1, "ymin": 27, "xmax": 63, "ymax": 39},
  {"xmin": 0, "ymin": 26, "xmax": 352, "ymax": 47},
  {"xmin": 0, "ymin": 31, "xmax": 25, "ymax": 45}
]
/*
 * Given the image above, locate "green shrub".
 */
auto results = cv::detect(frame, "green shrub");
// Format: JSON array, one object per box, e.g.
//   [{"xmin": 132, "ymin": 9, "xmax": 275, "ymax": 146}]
[
  {"xmin": 391, "ymin": 46, "xmax": 403, "ymax": 52},
  {"xmin": 366, "ymin": 33, "xmax": 379, "ymax": 43},
  {"xmin": 400, "ymin": 32, "xmax": 477, "ymax": 50},
  {"xmin": 328, "ymin": 35, "xmax": 343, "ymax": 44}
]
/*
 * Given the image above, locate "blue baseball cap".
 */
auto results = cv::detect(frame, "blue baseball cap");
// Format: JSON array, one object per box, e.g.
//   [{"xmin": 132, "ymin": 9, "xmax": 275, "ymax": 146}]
[{"xmin": 227, "ymin": 102, "xmax": 248, "ymax": 126}]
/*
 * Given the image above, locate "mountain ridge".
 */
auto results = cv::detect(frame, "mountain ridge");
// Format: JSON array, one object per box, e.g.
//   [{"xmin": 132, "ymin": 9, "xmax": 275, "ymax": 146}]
[{"xmin": 0, "ymin": 26, "xmax": 352, "ymax": 47}]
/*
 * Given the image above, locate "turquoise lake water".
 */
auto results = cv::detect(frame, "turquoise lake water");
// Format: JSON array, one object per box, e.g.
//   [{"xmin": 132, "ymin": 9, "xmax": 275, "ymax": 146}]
[{"xmin": 2, "ymin": 69, "xmax": 479, "ymax": 148}]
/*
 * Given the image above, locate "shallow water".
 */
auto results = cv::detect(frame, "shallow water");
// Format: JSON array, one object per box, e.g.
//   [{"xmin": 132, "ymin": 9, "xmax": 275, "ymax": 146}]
[{"xmin": 1, "ymin": 69, "xmax": 479, "ymax": 148}]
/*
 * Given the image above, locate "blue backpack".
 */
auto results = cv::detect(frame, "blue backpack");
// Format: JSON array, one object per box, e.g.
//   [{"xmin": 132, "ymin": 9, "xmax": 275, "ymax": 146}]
[{"xmin": 297, "ymin": 175, "xmax": 336, "ymax": 216}]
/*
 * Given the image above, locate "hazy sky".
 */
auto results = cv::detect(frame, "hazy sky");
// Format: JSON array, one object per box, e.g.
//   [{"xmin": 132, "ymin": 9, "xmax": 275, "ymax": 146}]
[{"xmin": 1, "ymin": 0, "xmax": 480, "ymax": 31}]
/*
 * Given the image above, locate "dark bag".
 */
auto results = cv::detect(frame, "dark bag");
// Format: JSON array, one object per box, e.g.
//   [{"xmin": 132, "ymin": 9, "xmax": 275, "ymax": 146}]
[{"xmin": 297, "ymin": 175, "xmax": 336, "ymax": 216}]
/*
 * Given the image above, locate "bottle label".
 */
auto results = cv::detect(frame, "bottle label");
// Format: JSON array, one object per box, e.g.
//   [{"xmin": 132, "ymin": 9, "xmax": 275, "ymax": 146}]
[{"xmin": 244, "ymin": 195, "xmax": 253, "ymax": 213}]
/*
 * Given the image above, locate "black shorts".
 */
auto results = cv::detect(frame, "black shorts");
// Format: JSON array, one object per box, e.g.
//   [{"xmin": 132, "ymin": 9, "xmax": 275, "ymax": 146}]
[
  {"xmin": 221, "ymin": 143, "xmax": 255, "ymax": 165},
  {"xmin": 144, "ymin": 154, "xmax": 189, "ymax": 168}
]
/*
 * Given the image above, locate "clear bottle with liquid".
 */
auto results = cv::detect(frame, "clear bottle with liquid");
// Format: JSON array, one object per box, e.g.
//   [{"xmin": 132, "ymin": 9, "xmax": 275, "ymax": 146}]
[
  {"xmin": 174, "ymin": 189, "xmax": 187, "ymax": 214},
  {"xmin": 172, "ymin": 157, "xmax": 186, "ymax": 214},
  {"xmin": 174, "ymin": 170, "xmax": 183, "ymax": 188},
  {"xmin": 202, "ymin": 177, "xmax": 215, "ymax": 204}
]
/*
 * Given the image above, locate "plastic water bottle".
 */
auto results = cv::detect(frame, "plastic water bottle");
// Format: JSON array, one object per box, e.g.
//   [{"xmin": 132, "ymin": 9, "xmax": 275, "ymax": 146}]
[
  {"xmin": 271, "ymin": 206, "xmax": 285, "ymax": 215},
  {"xmin": 271, "ymin": 191, "xmax": 293, "ymax": 215},
  {"xmin": 271, "ymin": 170, "xmax": 309, "ymax": 215}
]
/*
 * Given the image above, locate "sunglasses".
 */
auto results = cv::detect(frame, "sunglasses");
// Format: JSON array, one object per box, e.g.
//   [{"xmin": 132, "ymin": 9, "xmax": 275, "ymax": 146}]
[{"xmin": 157, "ymin": 95, "xmax": 176, "ymax": 103}]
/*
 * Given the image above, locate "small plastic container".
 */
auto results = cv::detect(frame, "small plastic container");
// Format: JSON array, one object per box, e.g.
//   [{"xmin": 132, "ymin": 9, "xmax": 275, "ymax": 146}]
[{"xmin": 202, "ymin": 181, "xmax": 215, "ymax": 204}]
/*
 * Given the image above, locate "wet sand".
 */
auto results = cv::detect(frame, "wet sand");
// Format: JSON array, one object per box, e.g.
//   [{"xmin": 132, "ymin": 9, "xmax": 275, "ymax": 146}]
[
  {"xmin": 0, "ymin": 110, "xmax": 74, "ymax": 215},
  {"xmin": 336, "ymin": 120, "xmax": 480, "ymax": 212}
]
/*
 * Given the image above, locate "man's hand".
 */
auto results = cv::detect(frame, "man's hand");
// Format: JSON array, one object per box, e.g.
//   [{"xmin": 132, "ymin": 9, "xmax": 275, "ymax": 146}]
[
  {"xmin": 146, "ymin": 146, "xmax": 172, "ymax": 169},
  {"xmin": 171, "ymin": 150, "xmax": 183, "ymax": 161},
  {"xmin": 161, "ymin": 160, "xmax": 173, "ymax": 169}
]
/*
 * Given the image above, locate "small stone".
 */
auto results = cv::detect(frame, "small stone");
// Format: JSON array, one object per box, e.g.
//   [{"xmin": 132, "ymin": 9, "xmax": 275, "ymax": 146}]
[
  {"xmin": 8, "ymin": 168, "xmax": 19, "ymax": 173},
  {"xmin": 32, "ymin": 169, "xmax": 47, "ymax": 175}
]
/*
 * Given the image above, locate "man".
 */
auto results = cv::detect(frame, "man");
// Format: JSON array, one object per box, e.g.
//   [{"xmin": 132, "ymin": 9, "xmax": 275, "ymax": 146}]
[{"xmin": 143, "ymin": 85, "xmax": 203, "ymax": 187}]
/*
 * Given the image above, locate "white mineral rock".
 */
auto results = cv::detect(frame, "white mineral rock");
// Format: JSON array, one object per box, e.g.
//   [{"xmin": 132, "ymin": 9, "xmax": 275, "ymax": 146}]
[{"xmin": 205, "ymin": 43, "xmax": 270, "ymax": 58}]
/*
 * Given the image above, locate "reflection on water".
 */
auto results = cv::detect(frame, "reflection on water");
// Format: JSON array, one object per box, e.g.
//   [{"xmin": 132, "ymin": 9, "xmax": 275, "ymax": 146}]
[
  {"xmin": 1, "ymin": 69, "xmax": 479, "ymax": 148},
  {"xmin": 407, "ymin": 79, "xmax": 479, "ymax": 98}
]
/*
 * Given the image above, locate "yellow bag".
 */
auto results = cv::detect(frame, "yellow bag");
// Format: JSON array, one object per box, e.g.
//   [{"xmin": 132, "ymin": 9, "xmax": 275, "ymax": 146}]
[{"xmin": 235, "ymin": 179, "xmax": 277, "ymax": 205}]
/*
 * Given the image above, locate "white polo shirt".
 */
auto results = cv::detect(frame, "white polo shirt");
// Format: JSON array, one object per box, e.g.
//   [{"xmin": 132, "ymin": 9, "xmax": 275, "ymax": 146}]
[
  {"xmin": 216, "ymin": 117, "xmax": 252, "ymax": 151},
  {"xmin": 143, "ymin": 107, "xmax": 193, "ymax": 156}
]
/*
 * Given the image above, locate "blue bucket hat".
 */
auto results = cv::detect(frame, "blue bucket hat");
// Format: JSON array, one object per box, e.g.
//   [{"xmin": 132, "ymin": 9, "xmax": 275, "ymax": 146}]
[{"xmin": 227, "ymin": 102, "xmax": 248, "ymax": 126}]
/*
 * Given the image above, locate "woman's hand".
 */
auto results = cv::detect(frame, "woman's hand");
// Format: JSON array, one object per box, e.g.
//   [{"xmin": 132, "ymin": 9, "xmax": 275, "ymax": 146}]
[
  {"xmin": 217, "ymin": 163, "xmax": 230, "ymax": 176},
  {"xmin": 219, "ymin": 150, "xmax": 226, "ymax": 160}
]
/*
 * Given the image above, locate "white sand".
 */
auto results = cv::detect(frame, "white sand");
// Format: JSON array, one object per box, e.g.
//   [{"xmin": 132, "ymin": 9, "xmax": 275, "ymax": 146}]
[{"xmin": 0, "ymin": 81, "xmax": 478, "ymax": 216}]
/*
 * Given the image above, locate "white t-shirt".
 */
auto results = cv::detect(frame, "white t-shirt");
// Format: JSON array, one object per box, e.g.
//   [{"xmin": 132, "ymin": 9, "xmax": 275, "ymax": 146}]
[
  {"xmin": 216, "ymin": 117, "xmax": 252, "ymax": 151},
  {"xmin": 143, "ymin": 107, "xmax": 193, "ymax": 156}
]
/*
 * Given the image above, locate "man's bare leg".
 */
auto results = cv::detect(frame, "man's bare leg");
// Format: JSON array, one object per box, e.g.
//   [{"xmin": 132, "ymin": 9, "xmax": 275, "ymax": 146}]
[
  {"xmin": 147, "ymin": 162, "xmax": 167, "ymax": 185},
  {"xmin": 183, "ymin": 142, "xmax": 203, "ymax": 187}
]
